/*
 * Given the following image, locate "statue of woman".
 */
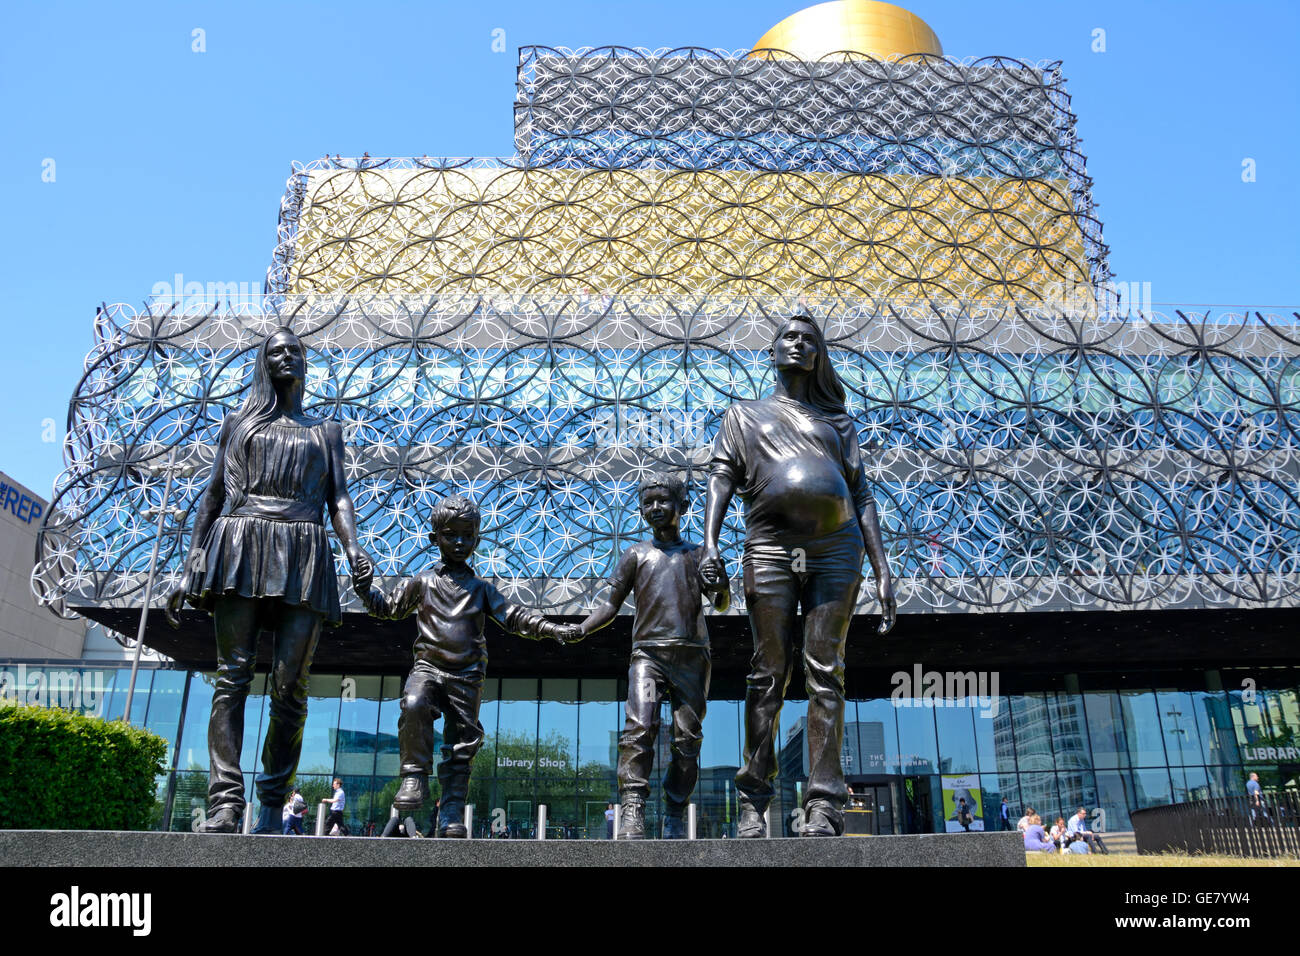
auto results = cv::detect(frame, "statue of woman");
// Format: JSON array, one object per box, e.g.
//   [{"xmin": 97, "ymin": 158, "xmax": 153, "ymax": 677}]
[
  {"xmin": 165, "ymin": 327, "xmax": 373, "ymax": 833},
  {"xmin": 699, "ymin": 314, "xmax": 896, "ymax": 838}
]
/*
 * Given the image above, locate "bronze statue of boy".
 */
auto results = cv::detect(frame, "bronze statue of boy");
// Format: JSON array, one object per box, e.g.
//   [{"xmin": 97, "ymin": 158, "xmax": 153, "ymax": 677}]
[
  {"xmin": 575, "ymin": 474, "xmax": 730, "ymax": 839},
  {"xmin": 353, "ymin": 493, "xmax": 578, "ymax": 837}
]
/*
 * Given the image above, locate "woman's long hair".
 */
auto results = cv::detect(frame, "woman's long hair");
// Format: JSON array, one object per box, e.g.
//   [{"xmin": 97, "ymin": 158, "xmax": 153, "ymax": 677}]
[
  {"xmin": 222, "ymin": 327, "xmax": 299, "ymax": 506},
  {"xmin": 774, "ymin": 314, "xmax": 847, "ymax": 415}
]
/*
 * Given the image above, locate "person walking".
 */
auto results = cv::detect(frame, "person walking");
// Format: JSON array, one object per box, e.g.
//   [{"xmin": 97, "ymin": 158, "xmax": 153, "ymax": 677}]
[
  {"xmin": 1246, "ymin": 771, "xmax": 1270, "ymax": 825},
  {"xmin": 324, "ymin": 778, "xmax": 348, "ymax": 835},
  {"xmin": 1000, "ymin": 798, "xmax": 1011, "ymax": 831},
  {"xmin": 283, "ymin": 786, "xmax": 306, "ymax": 835}
]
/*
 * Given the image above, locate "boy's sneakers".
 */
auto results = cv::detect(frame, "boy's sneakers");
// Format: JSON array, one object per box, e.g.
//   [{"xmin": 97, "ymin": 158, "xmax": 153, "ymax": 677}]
[
  {"xmin": 618, "ymin": 796, "xmax": 646, "ymax": 840},
  {"xmin": 250, "ymin": 803, "xmax": 282, "ymax": 835},
  {"xmin": 436, "ymin": 801, "xmax": 467, "ymax": 838},
  {"xmin": 800, "ymin": 801, "xmax": 843, "ymax": 837},
  {"xmin": 202, "ymin": 805, "xmax": 242, "ymax": 834},
  {"xmin": 737, "ymin": 806, "xmax": 766, "ymax": 838},
  {"xmin": 394, "ymin": 775, "xmax": 428, "ymax": 811}
]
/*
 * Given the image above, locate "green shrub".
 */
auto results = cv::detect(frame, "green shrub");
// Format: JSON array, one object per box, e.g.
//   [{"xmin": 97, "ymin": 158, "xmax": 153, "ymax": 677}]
[{"xmin": 0, "ymin": 702, "xmax": 168, "ymax": 830}]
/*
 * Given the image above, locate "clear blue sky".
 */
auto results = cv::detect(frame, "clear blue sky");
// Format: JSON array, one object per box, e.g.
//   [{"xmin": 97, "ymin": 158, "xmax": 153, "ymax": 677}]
[{"xmin": 3, "ymin": 0, "xmax": 1297, "ymax": 496}]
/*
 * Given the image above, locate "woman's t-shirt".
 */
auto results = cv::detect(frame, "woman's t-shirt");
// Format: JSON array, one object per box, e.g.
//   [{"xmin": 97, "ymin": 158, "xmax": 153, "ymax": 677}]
[{"xmin": 710, "ymin": 396, "xmax": 872, "ymax": 559}]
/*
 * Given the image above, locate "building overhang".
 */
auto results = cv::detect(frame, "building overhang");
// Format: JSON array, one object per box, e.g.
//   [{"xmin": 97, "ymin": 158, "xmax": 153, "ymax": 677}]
[{"xmin": 74, "ymin": 604, "xmax": 1300, "ymax": 698}]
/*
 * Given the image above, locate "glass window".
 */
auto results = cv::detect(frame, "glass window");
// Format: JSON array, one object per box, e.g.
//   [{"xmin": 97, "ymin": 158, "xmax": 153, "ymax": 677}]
[
  {"xmin": 934, "ymin": 703, "xmax": 979, "ymax": 774},
  {"xmin": 491, "ymin": 777, "xmax": 538, "ymax": 838},
  {"xmin": 167, "ymin": 771, "xmax": 209, "ymax": 832},
  {"xmin": 537, "ymin": 785, "xmax": 580, "ymax": 839},
  {"xmin": 695, "ymin": 767, "xmax": 737, "ymax": 838},
  {"xmin": 1248, "ymin": 687, "xmax": 1300, "ymax": 756},
  {"xmin": 376, "ymin": 675, "xmax": 403, "ymax": 779},
  {"xmin": 474, "ymin": 678, "xmax": 499, "ymax": 783},
  {"xmin": 293, "ymin": 774, "xmax": 337, "ymax": 831},
  {"xmin": 92, "ymin": 667, "xmax": 128, "ymax": 725},
  {"xmin": 539, "ymin": 679, "xmax": 579, "ymax": 781},
  {"xmin": 1205, "ymin": 765, "xmax": 1239, "ymax": 798},
  {"xmin": 335, "ymin": 675, "xmax": 382, "ymax": 778},
  {"xmin": 109, "ymin": 668, "xmax": 152, "ymax": 726},
  {"xmin": 1011, "ymin": 695, "xmax": 1054, "ymax": 772},
  {"xmin": 496, "ymin": 679, "xmax": 539, "ymax": 776},
  {"xmin": 1192, "ymin": 690, "xmax": 1239, "ymax": 765},
  {"xmin": 574, "ymin": 773, "xmax": 617, "ymax": 839},
  {"xmin": 176, "ymin": 673, "xmax": 216, "ymax": 771},
  {"xmin": 79, "ymin": 667, "xmax": 118, "ymax": 720},
  {"xmin": 1017, "ymin": 772, "xmax": 1058, "ymax": 822},
  {"xmin": 975, "ymin": 697, "xmax": 1016, "ymax": 775},
  {"xmin": 1181, "ymin": 765, "xmax": 1210, "ymax": 802},
  {"xmin": 1131, "ymin": 768, "xmax": 1173, "ymax": 808},
  {"xmin": 699, "ymin": 699, "xmax": 741, "ymax": 776},
  {"xmin": 242, "ymin": 676, "xmax": 269, "ymax": 772},
  {"xmin": 1094, "ymin": 770, "xmax": 1134, "ymax": 831},
  {"xmin": 1083, "ymin": 692, "xmax": 1129, "ymax": 769},
  {"xmin": 776, "ymin": 699, "xmax": 809, "ymax": 799},
  {"xmin": 1055, "ymin": 771, "xmax": 1098, "ymax": 823},
  {"xmin": 854, "ymin": 698, "xmax": 897, "ymax": 776},
  {"xmin": 840, "ymin": 701, "xmax": 859, "ymax": 776},
  {"xmin": 894, "ymin": 701, "xmax": 939, "ymax": 775},
  {"xmin": 143, "ymin": 670, "xmax": 187, "ymax": 755},
  {"xmin": 1048, "ymin": 693, "xmax": 1091, "ymax": 771},
  {"xmin": 297, "ymin": 674, "xmax": 343, "ymax": 775},
  {"xmin": 1121, "ymin": 691, "xmax": 1168, "ymax": 767},
  {"xmin": 578, "ymin": 679, "xmax": 619, "ymax": 774},
  {"xmin": 1156, "ymin": 691, "xmax": 1203, "ymax": 767},
  {"xmin": 991, "ymin": 774, "xmax": 1020, "ymax": 826}
]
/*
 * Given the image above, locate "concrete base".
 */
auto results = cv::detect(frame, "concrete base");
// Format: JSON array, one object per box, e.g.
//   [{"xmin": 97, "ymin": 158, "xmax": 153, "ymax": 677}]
[{"xmin": 0, "ymin": 829, "xmax": 1024, "ymax": 867}]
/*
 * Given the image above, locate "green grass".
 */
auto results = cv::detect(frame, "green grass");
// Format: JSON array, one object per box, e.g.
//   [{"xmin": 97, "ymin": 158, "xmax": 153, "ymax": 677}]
[{"xmin": 1027, "ymin": 851, "xmax": 1300, "ymax": 867}]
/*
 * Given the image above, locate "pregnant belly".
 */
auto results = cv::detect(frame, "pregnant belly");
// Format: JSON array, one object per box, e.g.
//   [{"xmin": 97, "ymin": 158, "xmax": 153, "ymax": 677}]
[{"xmin": 753, "ymin": 462, "xmax": 857, "ymax": 538}]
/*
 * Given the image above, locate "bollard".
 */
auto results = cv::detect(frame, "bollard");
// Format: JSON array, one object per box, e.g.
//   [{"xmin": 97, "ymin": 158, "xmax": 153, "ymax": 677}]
[
  {"xmin": 316, "ymin": 801, "xmax": 329, "ymax": 836},
  {"xmin": 537, "ymin": 805, "xmax": 547, "ymax": 840},
  {"xmin": 464, "ymin": 804, "xmax": 474, "ymax": 839},
  {"xmin": 612, "ymin": 804, "xmax": 620, "ymax": 840},
  {"xmin": 688, "ymin": 803, "xmax": 697, "ymax": 840},
  {"xmin": 764, "ymin": 806, "xmax": 772, "ymax": 838},
  {"xmin": 242, "ymin": 804, "xmax": 253, "ymax": 835}
]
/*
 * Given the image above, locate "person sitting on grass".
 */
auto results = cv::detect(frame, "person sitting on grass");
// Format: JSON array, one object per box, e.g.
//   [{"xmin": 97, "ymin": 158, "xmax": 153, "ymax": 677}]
[
  {"xmin": 1023, "ymin": 813, "xmax": 1054, "ymax": 852},
  {"xmin": 1066, "ymin": 806, "xmax": 1109, "ymax": 854},
  {"xmin": 1049, "ymin": 815, "xmax": 1069, "ymax": 850}
]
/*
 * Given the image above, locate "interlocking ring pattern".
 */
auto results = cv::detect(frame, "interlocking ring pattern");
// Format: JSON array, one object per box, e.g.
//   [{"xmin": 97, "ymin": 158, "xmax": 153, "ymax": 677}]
[
  {"xmin": 34, "ymin": 49, "xmax": 1294, "ymax": 622},
  {"xmin": 33, "ymin": 296, "xmax": 1300, "ymax": 620},
  {"xmin": 268, "ymin": 48, "xmax": 1108, "ymax": 306}
]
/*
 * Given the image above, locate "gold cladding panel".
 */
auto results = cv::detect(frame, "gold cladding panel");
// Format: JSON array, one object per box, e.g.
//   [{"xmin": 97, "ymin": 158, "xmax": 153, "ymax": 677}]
[{"xmin": 287, "ymin": 167, "xmax": 1088, "ymax": 303}]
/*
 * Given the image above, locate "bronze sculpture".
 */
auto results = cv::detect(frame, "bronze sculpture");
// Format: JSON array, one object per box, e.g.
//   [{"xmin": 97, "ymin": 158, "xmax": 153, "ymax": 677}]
[
  {"xmin": 573, "ymin": 474, "xmax": 729, "ymax": 839},
  {"xmin": 353, "ymin": 492, "xmax": 577, "ymax": 837},
  {"xmin": 699, "ymin": 315, "xmax": 896, "ymax": 838},
  {"xmin": 165, "ymin": 327, "xmax": 374, "ymax": 834}
]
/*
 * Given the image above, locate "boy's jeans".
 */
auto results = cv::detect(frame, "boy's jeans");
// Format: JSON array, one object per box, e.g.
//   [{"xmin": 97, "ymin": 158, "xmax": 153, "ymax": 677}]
[{"xmin": 617, "ymin": 643, "xmax": 711, "ymax": 811}]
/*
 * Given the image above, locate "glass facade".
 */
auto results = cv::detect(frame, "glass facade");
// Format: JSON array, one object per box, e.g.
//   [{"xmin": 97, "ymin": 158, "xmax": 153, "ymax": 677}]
[{"xmin": 5, "ymin": 660, "xmax": 1296, "ymax": 838}]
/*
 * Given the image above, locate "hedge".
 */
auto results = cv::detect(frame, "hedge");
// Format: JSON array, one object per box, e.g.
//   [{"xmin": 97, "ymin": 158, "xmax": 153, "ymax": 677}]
[{"xmin": 0, "ymin": 703, "xmax": 168, "ymax": 831}]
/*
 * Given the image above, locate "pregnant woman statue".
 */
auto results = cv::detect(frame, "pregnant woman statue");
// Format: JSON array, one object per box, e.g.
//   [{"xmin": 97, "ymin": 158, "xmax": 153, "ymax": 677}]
[
  {"xmin": 699, "ymin": 315, "xmax": 896, "ymax": 838},
  {"xmin": 164, "ymin": 327, "xmax": 373, "ymax": 833}
]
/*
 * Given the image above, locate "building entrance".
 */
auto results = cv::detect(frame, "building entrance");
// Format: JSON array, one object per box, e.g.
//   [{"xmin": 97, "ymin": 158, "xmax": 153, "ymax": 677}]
[{"xmin": 844, "ymin": 778, "xmax": 895, "ymax": 835}]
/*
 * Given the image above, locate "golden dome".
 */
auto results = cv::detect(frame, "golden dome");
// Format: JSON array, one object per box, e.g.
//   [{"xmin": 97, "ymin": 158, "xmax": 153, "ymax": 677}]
[{"xmin": 751, "ymin": 0, "xmax": 943, "ymax": 61}]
